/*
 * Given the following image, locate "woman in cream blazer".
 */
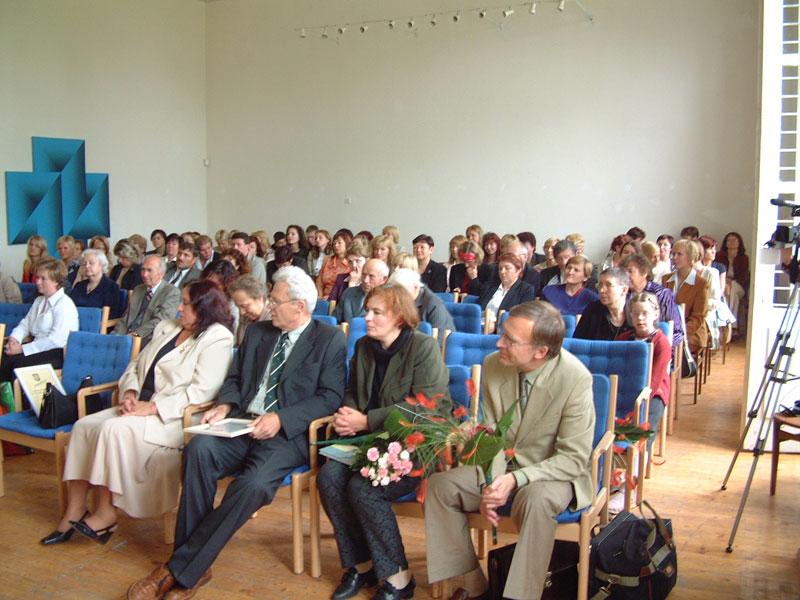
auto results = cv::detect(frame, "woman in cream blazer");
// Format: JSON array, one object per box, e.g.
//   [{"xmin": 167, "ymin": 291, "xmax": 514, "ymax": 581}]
[{"xmin": 41, "ymin": 280, "xmax": 234, "ymax": 546}]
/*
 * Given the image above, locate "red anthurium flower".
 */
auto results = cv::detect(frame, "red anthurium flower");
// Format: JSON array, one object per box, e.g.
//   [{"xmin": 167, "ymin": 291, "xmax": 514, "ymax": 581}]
[
  {"xmin": 417, "ymin": 393, "xmax": 438, "ymax": 410},
  {"xmin": 416, "ymin": 478, "xmax": 428, "ymax": 504},
  {"xmin": 466, "ymin": 378, "xmax": 477, "ymax": 399},
  {"xmin": 406, "ymin": 395, "xmax": 418, "ymax": 406},
  {"xmin": 453, "ymin": 406, "xmax": 468, "ymax": 418},
  {"xmin": 504, "ymin": 448, "xmax": 516, "ymax": 458},
  {"xmin": 405, "ymin": 431, "xmax": 425, "ymax": 447}
]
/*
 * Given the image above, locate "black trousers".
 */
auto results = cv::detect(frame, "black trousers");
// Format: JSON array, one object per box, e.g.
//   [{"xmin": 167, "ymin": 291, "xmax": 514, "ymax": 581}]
[
  {"xmin": 0, "ymin": 347, "xmax": 64, "ymax": 385},
  {"xmin": 316, "ymin": 459, "xmax": 419, "ymax": 580},
  {"xmin": 166, "ymin": 432, "xmax": 304, "ymax": 588}
]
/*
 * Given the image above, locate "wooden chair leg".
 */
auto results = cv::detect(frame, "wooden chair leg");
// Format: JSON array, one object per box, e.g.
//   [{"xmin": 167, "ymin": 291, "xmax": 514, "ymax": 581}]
[
  {"xmin": 163, "ymin": 511, "xmax": 176, "ymax": 545},
  {"xmin": 770, "ymin": 419, "xmax": 780, "ymax": 496},
  {"xmin": 636, "ymin": 443, "xmax": 646, "ymax": 506},
  {"xmin": 657, "ymin": 411, "xmax": 667, "ymax": 458},
  {"xmin": 666, "ymin": 397, "xmax": 675, "ymax": 436},
  {"xmin": 291, "ymin": 475, "xmax": 304, "ymax": 575},
  {"xmin": 477, "ymin": 529, "xmax": 489, "ymax": 560},
  {"xmin": 624, "ymin": 446, "xmax": 635, "ymax": 512},
  {"xmin": 0, "ymin": 441, "xmax": 4, "ymax": 498},
  {"xmin": 431, "ymin": 581, "xmax": 443, "ymax": 599},
  {"xmin": 577, "ymin": 522, "xmax": 591, "ymax": 600},
  {"xmin": 310, "ymin": 476, "xmax": 322, "ymax": 578},
  {"xmin": 55, "ymin": 432, "xmax": 68, "ymax": 514}
]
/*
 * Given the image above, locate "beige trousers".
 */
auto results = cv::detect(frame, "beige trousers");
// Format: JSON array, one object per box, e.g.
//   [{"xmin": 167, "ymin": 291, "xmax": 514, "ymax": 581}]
[{"xmin": 425, "ymin": 466, "xmax": 573, "ymax": 600}]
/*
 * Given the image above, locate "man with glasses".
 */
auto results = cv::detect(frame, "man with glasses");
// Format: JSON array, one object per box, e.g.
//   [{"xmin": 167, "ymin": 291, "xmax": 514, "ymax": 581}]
[
  {"xmin": 334, "ymin": 258, "xmax": 389, "ymax": 323},
  {"xmin": 424, "ymin": 301, "xmax": 595, "ymax": 600},
  {"xmin": 128, "ymin": 266, "xmax": 346, "ymax": 600}
]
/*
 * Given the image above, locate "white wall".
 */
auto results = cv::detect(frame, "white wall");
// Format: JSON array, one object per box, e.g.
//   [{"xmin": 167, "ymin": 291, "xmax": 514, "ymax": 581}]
[
  {"xmin": 205, "ymin": 0, "xmax": 759, "ymax": 261},
  {"xmin": 0, "ymin": 0, "xmax": 206, "ymax": 271}
]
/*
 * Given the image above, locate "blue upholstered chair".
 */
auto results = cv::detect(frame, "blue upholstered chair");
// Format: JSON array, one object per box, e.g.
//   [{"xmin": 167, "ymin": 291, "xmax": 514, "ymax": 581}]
[
  {"xmin": 18, "ymin": 283, "xmax": 37, "ymax": 304},
  {"xmin": 0, "ymin": 302, "xmax": 32, "ymax": 331},
  {"xmin": 343, "ymin": 317, "xmax": 368, "ymax": 364},
  {"xmin": 313, "ymin": 299, "xmax": 331, "ymax": 316},
  {"xmin": 460, "ymin": 294, "xmax": 480, "ymax": 304},
  {"xmin": 311, "ymin": 314, "xmax": 337, "ymax": 327},
  {"xmin": 435, "ymin": 292, "xmax": 458, "ymax": 303},
  {"xmin": 562, "ymin": 338, "xmax": 652, "ymax": 510},
  {"xmin": 76, "ymin": 306, "xmax": 110, "ymax": 333},
  {"xmin": 444, "ymin": 302, "xmax": 482, "ymax": 334},
  {"xmin": 417, "ymin": 320, "xmax": 434, "ymax": 337},
  {"xmin": 0, "ymin": 331, "xmax": 139, "ymax": 511},
  {"xmin": 443, "ymin": 331, "xmax": 500, "ymax": 369},
  {"xmin": 466, "ymin": 373, "xmax": 618, "ymax": 600},
  {"xmin": 497, "ymin": 311, "xmax": 576, "ymax": 338}
]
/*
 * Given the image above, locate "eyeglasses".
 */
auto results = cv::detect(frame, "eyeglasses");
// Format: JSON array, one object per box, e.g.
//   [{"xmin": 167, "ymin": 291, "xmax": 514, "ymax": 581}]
[
  {"xmin": 498, "ymin": 332, "xmax": 535, "ymax": 348},
  {"xmin": 267, "ymin": 297, "xmax": 298, "ymax": 308}
]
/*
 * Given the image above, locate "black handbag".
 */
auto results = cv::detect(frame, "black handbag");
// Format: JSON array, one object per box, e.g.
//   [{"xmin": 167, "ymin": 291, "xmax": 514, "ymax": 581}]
[
  {"xmin": 589, "ymin": 500, "xmax": 677, "ymax": 600},
  {"xmin": 488, "ymin": 540, "xmax": 578, "ymax": 600},
  {"xmin": 38, "ymin": 376, "xmax": 102, "ymax": 429}
]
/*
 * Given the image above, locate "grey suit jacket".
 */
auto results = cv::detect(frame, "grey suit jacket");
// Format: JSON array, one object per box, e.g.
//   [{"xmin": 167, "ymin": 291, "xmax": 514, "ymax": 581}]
[
  {"xmin": 482, "ymin": 348, "xmax": 595, "ymax": 510},
  {"xmin": 335, "ymin": 286, "xmax": 366, "ymax": 323},
  {"xmin": 165, "ymin": 265, "xmax": 201, "ymax": 288},
  {"xmin": 416, "ymin": 286, "xmax": 455, "ymax": 340},
  {"xmin": 114, "ymin": 281, "xmax": 181, "ymax": 346}
]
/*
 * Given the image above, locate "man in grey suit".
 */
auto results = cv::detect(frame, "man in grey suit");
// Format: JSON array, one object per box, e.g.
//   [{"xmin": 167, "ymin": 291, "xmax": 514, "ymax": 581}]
[
  {"xmin": 334, "ymin": 258, "xmax": 388, "ymax": 323},
  {"xmin": 231, "ymin": 231, "xmax": 267, "ymax": 285},
  {"xmin": 425, "ymin": 301, "xmax": 594, "ymax": 600},
  {"xmin": 113, "ymin": 255, "xmax": 180, "ymax": 347},
  {"xmin": 165, "ymin": 241, "xmax": 202, "ymax": 288},
  {"xmin": 128, "ymin": 266, "xmax": 346, "ymax": 600}
]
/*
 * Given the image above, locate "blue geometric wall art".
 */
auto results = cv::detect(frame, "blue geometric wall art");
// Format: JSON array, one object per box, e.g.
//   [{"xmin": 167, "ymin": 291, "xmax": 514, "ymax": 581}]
[{"xmin": 5, "ymin": 136, "xmax": 110, "ymax": 249}]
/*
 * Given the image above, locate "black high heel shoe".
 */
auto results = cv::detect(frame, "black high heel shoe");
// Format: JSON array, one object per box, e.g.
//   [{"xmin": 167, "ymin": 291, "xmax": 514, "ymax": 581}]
[
  {"xmin": 40, "ymin": 511, "xmax": 89, "ymax": 546},
  {"xmin": 70, "ymin": 517, "xmax": 118, "ymax": 545}
]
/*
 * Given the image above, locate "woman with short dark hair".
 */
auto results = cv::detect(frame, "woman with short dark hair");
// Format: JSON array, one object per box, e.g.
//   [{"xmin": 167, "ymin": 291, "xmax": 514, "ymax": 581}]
[
  {"xmin": 43, "ymin": 280, "xmax": 234, "ymax": 545},
  {"xmin": 573, "ymin": 267, "xmax": 633, "ymax": 341},
  {"xmin": 716, "ymin": 231, "xmax": 749, "ymax": 333},
  {"xmin": 316, "ymin": 284, "xmax": 449, "ymax": 600},
  {"xmin": 478, "ymin": 252, "xmax": 537, "ymax": 332}
]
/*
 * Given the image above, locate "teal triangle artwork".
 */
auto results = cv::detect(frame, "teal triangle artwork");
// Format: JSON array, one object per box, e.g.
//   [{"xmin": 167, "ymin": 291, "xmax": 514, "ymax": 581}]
[{"xmin": 5, "ymin": 137, "xmax": 109, "ymax": 248}]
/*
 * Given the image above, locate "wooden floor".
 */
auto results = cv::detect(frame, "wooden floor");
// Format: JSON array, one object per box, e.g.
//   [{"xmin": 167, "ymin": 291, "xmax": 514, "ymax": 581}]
[{"xmin": 1, "ymin": 342, "xmax": 798, "ymax": 599}]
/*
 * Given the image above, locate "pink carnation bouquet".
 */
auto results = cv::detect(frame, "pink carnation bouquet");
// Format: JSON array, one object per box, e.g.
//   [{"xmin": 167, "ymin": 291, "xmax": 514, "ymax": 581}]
[{"xmin": 357, "ymin": 440, "xmax": 415, "ymax": 487}]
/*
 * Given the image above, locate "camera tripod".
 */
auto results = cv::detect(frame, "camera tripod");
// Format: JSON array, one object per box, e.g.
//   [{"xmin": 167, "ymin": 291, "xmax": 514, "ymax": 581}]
[{"xmin": 720, "ymin": 259, "xmax": 800, "ymax": 552}]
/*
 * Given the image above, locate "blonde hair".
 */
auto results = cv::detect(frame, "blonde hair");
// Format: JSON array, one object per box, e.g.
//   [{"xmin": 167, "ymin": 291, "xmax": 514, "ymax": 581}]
[
  {"xmin": 382, "ymin": 225, "xmax": 400, "ymax": 245},
  {"xmin": 673, "ymin": 238, "xmax": 701, "ymax": 263},
  {"xmin": 370, "ymin": 234, "xmax": 396, "ymax": 266},
  {"xmin": 627, "ymin": 291, "xmax": 661, "ymax": 329},
  {"xmin": 641, "ymin": 241, "xmax": 659, "ymax": 265},
  {"xmin": 24, "ymin": 235, "xmax": 49, "ymax": 276},
  {"xmin": 89, "ymin": 235, "xmax": 113, "ymax": 270},
  {"xmin": 448, "ymin": 234, "xmax": 467, "ymax": 263},
  {"xmin": 392, "ymin": 252, "xmax": 418, "ymax": 271}
]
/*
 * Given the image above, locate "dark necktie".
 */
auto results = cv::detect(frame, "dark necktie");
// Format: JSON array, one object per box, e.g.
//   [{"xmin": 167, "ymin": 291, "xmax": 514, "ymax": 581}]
[
  {"xmin": 519, "ymin": 373, "xmax": 532, "ymax": 414},
  {"xmin": 262, "ymin": 333, "xmax": 289, "ymax": 412},
  {"xmin": 129, "ymin": 289, "xmax": 154, "ymax": 333}
]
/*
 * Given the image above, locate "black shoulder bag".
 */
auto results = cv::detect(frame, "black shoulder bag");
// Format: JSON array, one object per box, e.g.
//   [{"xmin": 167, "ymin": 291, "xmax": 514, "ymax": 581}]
[{"xmin": 38, "ymin": 376, "xmax": 103, "ymax": 429}]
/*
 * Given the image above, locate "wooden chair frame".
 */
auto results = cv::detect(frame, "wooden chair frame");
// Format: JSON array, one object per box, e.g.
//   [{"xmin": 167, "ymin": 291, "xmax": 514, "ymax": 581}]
[{"xmin": 0, "ymin": 335, "xmax": 140, "ymax": 512}]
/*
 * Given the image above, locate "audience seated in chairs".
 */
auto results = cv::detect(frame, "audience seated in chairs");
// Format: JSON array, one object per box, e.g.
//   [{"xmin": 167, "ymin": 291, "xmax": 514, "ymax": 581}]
[
  {"xmin": 195, "ymin": 235, "xmax": 219, "ymax": 272},
  {"xmin": 716, "ymin": 231, "xmax": 749, "ymax": 335},
  {"xmin": 22, "ymin": 235, "xmax": 49, "ymax": 283},
  {"xmin": 228, "ymin": 275, "xmax": 269, "ymax": 345},
  {"xmin": 88, "ymin": 235, "xmax": 114, "ymax": 274},
  {"xmin": 388, "ymin": 268, "xmax": 455, "ymax": 339},
  {"xmin": 56, "ymin": 235, "xmax": 81, "ymax": 286},
  {"xmin": 317, "ymin": 230, "xmax": 352, "ymax": 300},
  {"xmin": 448, "ymin": 240, "xmax": 485, "ymax": 295},
  {"xmin": 127, "ymin": 266, "xmax": 345, "ymax": 600},
  {"xmin": 541, "ymin": 255, "xmax": 598, "ymax": 316},
  {"xmin": 335, "ymin": 259, "xmax": 389, "ymax": 324},
  {"xmin": 201, "ymin": 259, "xmax": 241, "ymax": 336},
  {"xmin": 573, "ymin": 267, "xmax": 633, "ymax": 341},
  {"xmin": 317, "ymin": 284, "xmax": 449, "ymax": 600},
  {"xmin": 147, "ymin": 229, "xmax": 167, "ymax": 257},
  {"xmin": 165, "ymin": 241, "xmax": 202, "ymax": 289},
  {"xmin": 539, "ymin": 239, "xmax": 577, "ymax": 290},
  {"xmin": 424, "ymin": 301, "xmax": 594, "ymax": 600},
  {"xmin": 113, "ymin": 255, "xmax": 181, "ymax": 348},
  {"xmin": 69, "ymin": 249, "xmax": 122, "ymax": 319},
  {"xmin": 412, "ymin": 234, "xmax": 448, "ymax": 293},
  {"xmin": 0, "ymin": 257, "xmax": 79, "ymax": 383},
  {"xmin": 111, "ymin": 239, "xmax": 144, "ymax": 291},
  {"xmin": 661, "ymin": 239, "xmax": 709, "ymax": 356},
  {"xmin": 231, "ymin": 231, "xmax": 268, "ymax": 284},
  {"xmin": 477, "ymin": 252, "xmax": 537, "ymax": 334},
  {"xmin": 616, "ymin": 292, "xmax": 671, "ymax": 455},
  {"xmin": 329, "ymin": 240, "xmax": 369, "ymax": 304},
  {"xmin": 267, "ymin": 245, "xmax": 309, "ymax": 284},
  {"xmin": 308, "ymin": 228, "xmax": 332, "ymax": 278},
  {"xmin": 0, "ymin": 264, "xmax": 22, "ymax": 303},
  {"xmin": 41, "ymin": 280, "xmax": 234, "ymax": 546}
]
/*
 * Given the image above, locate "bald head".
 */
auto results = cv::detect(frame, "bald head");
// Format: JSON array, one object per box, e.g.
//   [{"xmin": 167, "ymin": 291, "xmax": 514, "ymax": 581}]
[
  {"xmin": 141, "ymin": 254, "xmax": 167, "ymax": 287},
  {"xmin": 361, "ymin": 258, "xmax": 389, "ymax": 293}
]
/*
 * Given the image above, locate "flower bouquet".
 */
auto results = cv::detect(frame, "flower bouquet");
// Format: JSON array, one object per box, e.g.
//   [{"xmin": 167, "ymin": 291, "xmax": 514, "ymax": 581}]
[{"xmin": 612, "ymin": 411, "xmax": 654, "ymax": 493}]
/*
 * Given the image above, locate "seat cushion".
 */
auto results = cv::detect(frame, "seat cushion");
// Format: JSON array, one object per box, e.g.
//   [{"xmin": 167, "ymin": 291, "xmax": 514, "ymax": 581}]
[
  {"xmin": 496, "ymin": 499, "xmax": 583, "ymax": 524},
  {"xmin": 0, "ymin": 410, "xmax": 72, "ymax": 439},
  {"xmin": 282, "ymin": 464, "xmax": 309, "ymax": 486}
]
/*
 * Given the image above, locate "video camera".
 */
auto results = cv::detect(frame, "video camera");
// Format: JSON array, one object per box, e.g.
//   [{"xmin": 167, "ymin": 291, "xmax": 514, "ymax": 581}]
[{"xmin": 766, "ymin": 198, "xmax": 800, "ymax": 248}]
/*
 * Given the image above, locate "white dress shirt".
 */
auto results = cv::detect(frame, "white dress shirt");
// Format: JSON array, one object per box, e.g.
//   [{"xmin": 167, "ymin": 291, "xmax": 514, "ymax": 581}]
[{"xmin": 10, "ymin": 287, "xmax": 79, "ymax": 355}]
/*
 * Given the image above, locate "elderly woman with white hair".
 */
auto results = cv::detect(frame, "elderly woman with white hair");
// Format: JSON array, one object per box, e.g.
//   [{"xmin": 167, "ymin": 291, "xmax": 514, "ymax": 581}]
[
  {"xmin": 69, "ymin": 248, "xmax": 122, "ymax": 318},
  {"xmin": 388, "ymin": 268, "xmax": 455, "ymax": 339}
]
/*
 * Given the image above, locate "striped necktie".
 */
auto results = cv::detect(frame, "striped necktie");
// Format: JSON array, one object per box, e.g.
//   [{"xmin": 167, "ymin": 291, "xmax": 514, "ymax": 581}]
[
  {"xmin": 519, "ymin": 373, "xmax": 532, "ymax": 414},
  {"xmin": 262, "ymin": 333, "xmax": 289, "ymax": 412}
]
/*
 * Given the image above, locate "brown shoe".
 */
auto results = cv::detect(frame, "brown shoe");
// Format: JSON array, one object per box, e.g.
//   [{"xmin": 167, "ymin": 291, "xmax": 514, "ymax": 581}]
[
  {"xmin": 162, "ymin": 570, "xmax": 212, "ymax": 600},
  {"xmin": 449, "ymin": 588, "xmax": 490, "ymax": 600},
  {"xmin": 127, "ymin": 565, "xmax": 175, "ymax": 600}
]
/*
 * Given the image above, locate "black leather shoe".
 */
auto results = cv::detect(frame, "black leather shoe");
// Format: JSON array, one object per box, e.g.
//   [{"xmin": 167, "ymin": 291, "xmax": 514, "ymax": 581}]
[
  {"xmin": 371, "ymin": 577, "xmax": 415, "ymax": 600},
  {"xmin": 332, "ymin": 567, "xmax": 378, "ymax": 600},
  {"xmin": 40, "ymin": 528, "xmax": 74, "ymax": 545},
  {"xmin": 40, "ymin": 511, "xmax": 89, "ymax": 546},
  {"xmin": 70, "ymin": 517, "xmax": 117, "ymax": 545}
]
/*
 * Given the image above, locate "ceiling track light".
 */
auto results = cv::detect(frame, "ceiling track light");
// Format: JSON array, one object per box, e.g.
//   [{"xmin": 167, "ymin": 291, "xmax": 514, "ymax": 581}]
[
  {"xmin": 530, "ymin": 2, "xmax": 537, "ymax": 14},
  {"xmin": 388, "ymin": 20, "xmax": 396, "ymax": 29},
  {"xmin": 407, "ymin": 18, "xmax": 415, "ymax": 28},
  {"xmin": 503, "ymin": 7, "xmax": 514, "ymax": 17},
  {"xmin": 558, "ymin": 0, "xmax": 566, "ymax": 11},
  {"xmin": 430, "ymin": 15, "xmax": 437, "ymax": 26},
  {"xmin": 453, "ymin": 12, "xmax": 461, "ymax": 22},
  {"xmin": 299, "ymin": 28, "xmax": 307, "ymax": 38},
  {"xmin": 321, "ymin": 27, "xmax": 329, "ymax": 38},
  {"xmin": 478, "ymin": 9, "xmax": 487, "ymax": 18},
  {"xmin": 360, "ymin": 24, "xmax": 368, "ymax": 33},
  {"xmin": 338, "ymin": 25, "xmax": 346, "ymax": 34}
]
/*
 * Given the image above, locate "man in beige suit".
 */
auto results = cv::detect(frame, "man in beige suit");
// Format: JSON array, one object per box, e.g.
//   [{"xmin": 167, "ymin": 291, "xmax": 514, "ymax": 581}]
[{"xmin": 425, "ymin": 300, "xmax": 595, "ymax": 600}]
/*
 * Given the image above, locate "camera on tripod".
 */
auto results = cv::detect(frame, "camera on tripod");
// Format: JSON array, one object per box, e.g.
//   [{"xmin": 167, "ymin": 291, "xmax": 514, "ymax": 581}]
[{"xmin": 766, "ymin": 197, "xmax": 800, "ymax": 249}]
